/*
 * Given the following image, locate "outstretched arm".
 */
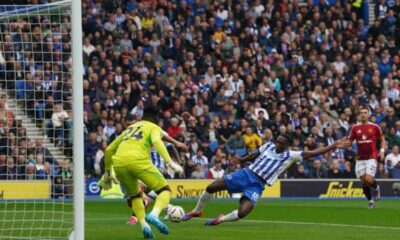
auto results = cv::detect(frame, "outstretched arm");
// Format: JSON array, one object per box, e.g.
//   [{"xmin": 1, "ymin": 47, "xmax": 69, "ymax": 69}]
[
  {"xmin": 162, "ymin": 132, "xmax": 188, "ymax": 152},
  {"xmin": 303, "ymin": 139, "xmax": 346, "ymax": 160},
  {"xmin": 233, "ymin": 142, "xmax": 273, "ymax": 164},
  {"xmin": 153, "ymin": 129, "xmax": 183, "ymax": 173},
  {"xmin": 233, "ymin": 151, "xmax": 261, "ymax": 165}
]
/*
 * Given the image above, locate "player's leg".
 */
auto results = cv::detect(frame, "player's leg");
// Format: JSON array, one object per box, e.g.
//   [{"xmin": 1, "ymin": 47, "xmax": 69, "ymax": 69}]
[
  {"xmin": 182, "ymin": 178, "xmax": 228, "ymax": 221},
  {"xmin": 186, "ymin": 168, "xmax": 258, "ymax": 222},
  {"xmin": 138, "ymin": 183, "xmax": 155, "ymax": 207},
  {"xmin": 194, "ymin": 178, "xmax": 227, "ymax": 211},
  {"xmin": 360, "ymin": 175, "xmax": 372, "ymax": 200},
  {"xmin": 140, "ymin": 168, "xmax": 171, "ymax": 218},
  {"xmin": 357, "ymin": 160, "xmax": 379, "ymax": 208},
  {"xmin": 140, "ymin": 176, "xmax": 173, "ymax": 221},
  {"xmin": 143, "ymin": 187, "xmax": 158, "ymax": 201},
  {"xmin": 151, "ymin": 185, "xmax": 172, "ymax": 218},
  {"xmin": 138, "ymin": 165, "xmax": 171, "ymax": 235},
  {"xmin": 205, "ymin": 196, "xmax": 255, "ymax": 226},
  {"xmin": 141, "ymin": 184, "xmax": 173, "ymax": 220},
  {"xmin": 361, "ymin": 175, "xmax": 376, "ymax": 208},
  {"xmin": 364, "ymin": 159, "xmax": 380, "ymax": 201},
  {"xmin": 205, "ymin": 179, "xmax": 262, "ymax": 226},
  {"xmin": 114, "ymin": 166, "xmax": 155, "ymax": 239},
  {"xmin": 237, "ymin": 196, "xmax": 254, "ymax": 218},
  {"xmin": 126, "ymin": 183, "xmax": 152, "ymax": 225},
  {"xmin": 366, "ymin": 175, "xmax": 380, "ymax": 201},
  {"xmin": 356, "ymin": 161, "xmax": 372, "ymax": 203},
  {"xmin": 126, "ymin": 198, "xmax": 138, "ymax": 225}
]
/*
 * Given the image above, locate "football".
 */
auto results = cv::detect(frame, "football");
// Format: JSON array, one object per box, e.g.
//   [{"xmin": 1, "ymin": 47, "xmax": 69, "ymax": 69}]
[{"xmin": 167, "ymin": 206, "xmax": 185, "ymax": 223}]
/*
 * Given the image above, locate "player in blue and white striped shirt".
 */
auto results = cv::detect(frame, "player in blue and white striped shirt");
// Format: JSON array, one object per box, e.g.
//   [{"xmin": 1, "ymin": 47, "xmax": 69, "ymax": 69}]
[
  {"xmin": 150, "ymin": 146, "xmax": 166, "ymax": 173},
  {"xmin": 183, "ymin": 134, "xmax": 345, "ymax": 225}
]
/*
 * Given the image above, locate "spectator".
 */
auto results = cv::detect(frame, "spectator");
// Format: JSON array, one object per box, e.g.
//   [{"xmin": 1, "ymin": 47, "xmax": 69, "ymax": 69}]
[
  {"xmin": 16, "ymin": 155, "xmax": 26, "ymax": 179},
  {"xmin": 184, "ymin": 158, "xmax": 195, "ymax": 178},
  {"xmin": 6, "ymin": 157, "xmax": 16, "ymax": 180},
  {"xmin": 35, "ymin": 154, "xmax": 46, "ymax": 179},
  {"xmin": 376, "ymin": 0, "xmax": 388, "ymax": 20},
  {"xmin": 226, "ymin": 129, "xmax": 246, "ymax": 154},
  {"xmin": 385, "ymin": 146, "xmax": 400, "ymax": 172},
  {"xmin": 327, "ymin": 160, "xmax": 343, "ymax": 179},
  {"xmin": 43, "ymin": 162, "xmax": 53, "ymax": 179},
  {"xmin": 84, "ymin": 132, "xmax": 100, "ymax": 174},
  {"xmin": 383, "ymin": 107, "xmax": 399, "ymax": 129},
  {"xmin": 0, "ymin": 153, "xmax": 6, "ymax": 179},
  {"xmin": 307, "ymin": 160, "xmax": 327, "ymax": 179},
  {"xmin": 53, "ymin": 176, "xmax": 65, "ymax": 199},
  {"xmin": 26, "ymin": 162, "xmax": 36, "ymax": 180},
  {"xmin": 96, "ymin": 80, "xmax": 109, "ymax": 105},
  {"xmin": 35, "ymin": 138, "xmax": 53, "ymax": 164},
  {"xmin": 0, "ymin": 99, "xmax": 13, "ymax": 127},
  {"xmin": 209, "ymin": 149, "xmax": 224, "ymax": 167},
  {"xmin": 191, "ymin": 149, "xmax": 208, "ymax": 176},
  {"xmin": 344, "ymin": 145, "xmax": 357, "ymax": 164},
  {"xmin": 203, "ymin": 122, "xmax": 219, "ymax": 144},
  {"xmin": 184, "ymin": 132, "xmax": 197, "ymax": 153},
  {"xmin": 94, "ymin": 141, "xmax": 107, "ymax": 176},
  {"xmin": 293, "ymin": 164, "xmax": 307, "ymax": 178},
  {"xmin": 103, "ymin": 119, "xmax": 116, "ymax": 142},
  {"xmin": 191, "ymin": 164, "xmax": 205, "ymax": 179},
  {"xmin": 376, "ymin": 162, "xmax": 389, "ymax": 179},
  {"xmin": 130, "ymin": 100, "xmax": 144, "ymax": 119},
  {"xmin": 389, "ymin": 161, "xmax": 400, "ymax": 178},
  {"xmin": 243, "ymin": 126, "xmax": 262, "ymax": 152},
  {"xmin": 208, "ymin": 159, "xmax": 225, "ymax": 179},
  {"xmin": 167, "ymin": 117, "xmax": 180, "ymax": 138},
  {"xmin": 51, "ymin": 103, "xmax": 69, "ymax": 146},
  {"xmin": 218, "ymin": 119, "xmax": 234, "ymax": 144},
  {"xmin": 61, "ymin": 159, "xmax": 72, "ymax": 181},
  {"xmin": 385, "ymin": 127, "xmax": 400, "ymax": 149},
  {"xmin": 343, "ymin": 161, "xmax": 356, "ymax": 178}
]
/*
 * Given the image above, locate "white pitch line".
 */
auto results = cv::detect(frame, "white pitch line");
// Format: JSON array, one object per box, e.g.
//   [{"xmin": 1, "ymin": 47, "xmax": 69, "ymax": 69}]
[{"xmin": 85, "ymin": 217, "xmax": 400, "ymax": 231}]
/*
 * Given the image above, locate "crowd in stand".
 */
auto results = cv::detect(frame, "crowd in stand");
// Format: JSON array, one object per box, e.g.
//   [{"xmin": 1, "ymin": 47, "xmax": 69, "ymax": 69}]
[{"xmin": 1, "ymin": 0, "xmax": 400, "ymax": 184}]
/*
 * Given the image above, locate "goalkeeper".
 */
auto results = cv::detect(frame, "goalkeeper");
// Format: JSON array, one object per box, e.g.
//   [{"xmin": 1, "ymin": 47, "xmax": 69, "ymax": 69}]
[{"xmin": 103, "ymin": 106, "xmax": 184, "ymax": 239}]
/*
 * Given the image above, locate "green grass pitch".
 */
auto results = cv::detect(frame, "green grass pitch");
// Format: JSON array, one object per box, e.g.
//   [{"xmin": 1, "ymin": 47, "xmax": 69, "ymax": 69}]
[{"xmin": 85, "ymin": 199, "xmax": 400, "ymax": 240}]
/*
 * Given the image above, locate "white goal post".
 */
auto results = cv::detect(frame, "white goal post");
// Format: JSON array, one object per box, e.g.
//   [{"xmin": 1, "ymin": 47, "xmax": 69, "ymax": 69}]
[{"xmin": 0, "ymin": 0, "xmax": 84, "ymax": 239}]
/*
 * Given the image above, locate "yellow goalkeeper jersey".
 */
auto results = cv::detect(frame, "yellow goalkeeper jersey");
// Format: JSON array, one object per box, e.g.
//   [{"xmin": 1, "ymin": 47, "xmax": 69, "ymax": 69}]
[{"xmin": 104, "ymin": 120, "xmax": 171, "ymax": 170}]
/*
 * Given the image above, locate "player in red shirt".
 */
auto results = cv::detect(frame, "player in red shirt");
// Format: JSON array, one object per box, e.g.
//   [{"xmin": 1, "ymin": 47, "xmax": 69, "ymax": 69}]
[{"xmin": 346, "ymin": 107, "xmax": 387, "ymax": 208}]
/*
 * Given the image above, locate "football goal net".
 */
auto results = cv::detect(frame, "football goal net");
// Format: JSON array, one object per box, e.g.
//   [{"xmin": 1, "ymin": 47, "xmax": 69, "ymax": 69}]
[{"xmin": 0, "ymin": 0, "xmax": 84, "ymax": 239}]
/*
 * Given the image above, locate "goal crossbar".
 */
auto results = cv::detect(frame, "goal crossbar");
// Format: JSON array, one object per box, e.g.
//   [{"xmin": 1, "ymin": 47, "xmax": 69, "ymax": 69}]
[{"xmin": 0, "ymin": 0, "xmax": 72, "ymax": 23}]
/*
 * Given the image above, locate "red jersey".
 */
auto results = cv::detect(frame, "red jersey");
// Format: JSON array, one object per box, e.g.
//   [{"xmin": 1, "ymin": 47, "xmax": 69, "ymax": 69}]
[{"xmin": 349, "ymin": 123, "xmax": 383, "ymax": 160}]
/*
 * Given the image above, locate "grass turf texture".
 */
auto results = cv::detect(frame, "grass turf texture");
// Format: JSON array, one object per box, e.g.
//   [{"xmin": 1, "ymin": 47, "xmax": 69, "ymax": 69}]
[{"xmin": 86, "ymin": 199, "xmax": 400, "ymax": 240}]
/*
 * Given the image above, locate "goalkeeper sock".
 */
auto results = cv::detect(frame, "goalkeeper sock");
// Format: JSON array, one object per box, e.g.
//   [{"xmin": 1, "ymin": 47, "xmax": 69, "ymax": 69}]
[
  {"xmin": 220, "ymin": 210, "xmax": 239, "ymax": 222},
  {"xmin": 193, "ymin": 191, "xmax": 213, "ymax": 212},
  {"xmin": 150, "ymin": 190, "xmax": 171, "ymax": 218},
  {"xmin": 147, "ymin": 190, "xmax": 158, "ymax": 200},
  {"xmin": 131, "ymin": 197, "xmax": 148, "ymax": 229}
]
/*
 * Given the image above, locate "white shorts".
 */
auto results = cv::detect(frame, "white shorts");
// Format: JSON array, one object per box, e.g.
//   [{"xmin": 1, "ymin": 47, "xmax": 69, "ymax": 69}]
[{"xmin": 355, "ymin": 159, "xmax": 377, "ymax": 178}]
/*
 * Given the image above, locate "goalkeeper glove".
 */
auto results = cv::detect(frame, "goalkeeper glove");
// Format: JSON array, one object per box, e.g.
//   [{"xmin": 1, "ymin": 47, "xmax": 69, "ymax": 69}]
[
  {"xmin": 102, "ymin": 170, "xmax": 119, "ymax": 190},
  {"xmin": 166, "ymin": 161, "xmax": 184, "ymax": 174}
]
